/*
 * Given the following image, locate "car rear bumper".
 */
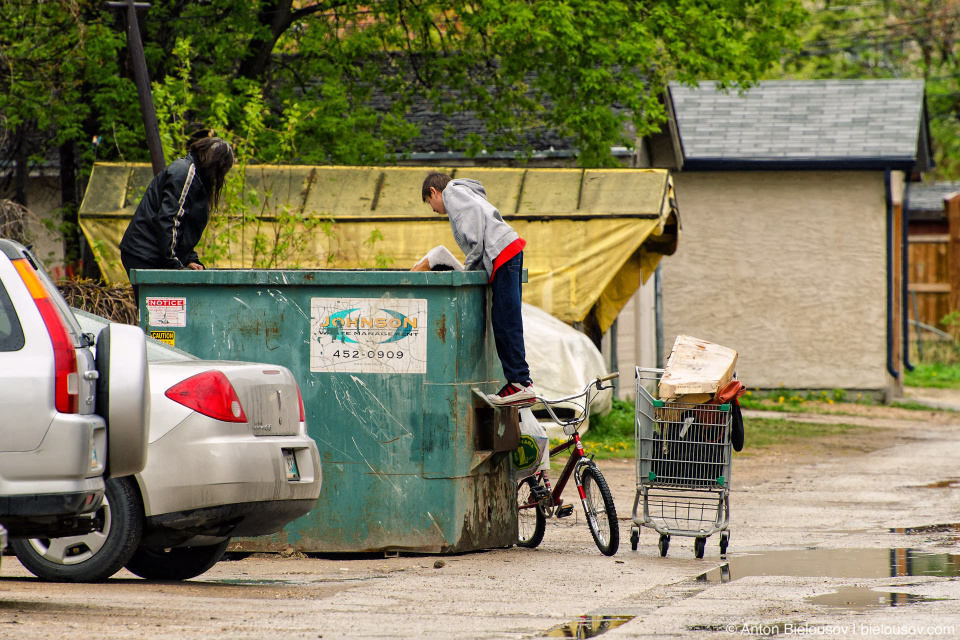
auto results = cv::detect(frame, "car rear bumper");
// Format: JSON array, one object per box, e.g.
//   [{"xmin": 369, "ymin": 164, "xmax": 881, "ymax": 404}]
[
  {"xmin": 139, "ymin": 416, "xmax": 321, "ymax": 520},
  {"xmin": 0, "ymin": 487, "xmax": 104, "ymax": 538},
  {"xmin": 0, "ymin": 414, "xmax": 107, "ymax": 484},
  {"xmin": 140, "ymin": 498, "xmax": 319, "ymax": 546}
]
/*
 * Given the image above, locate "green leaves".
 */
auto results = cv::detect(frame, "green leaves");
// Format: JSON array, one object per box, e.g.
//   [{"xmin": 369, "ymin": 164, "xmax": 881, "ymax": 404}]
[{"xmin": 4, "ymin": 0, "xmax": 808, "ymax": 200}]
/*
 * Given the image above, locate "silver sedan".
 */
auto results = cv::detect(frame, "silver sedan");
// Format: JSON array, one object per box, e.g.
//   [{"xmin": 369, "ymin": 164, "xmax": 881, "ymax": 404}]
[{"xmin": 12, "ymin": 310, "xmax": 322, "ymax": 582}]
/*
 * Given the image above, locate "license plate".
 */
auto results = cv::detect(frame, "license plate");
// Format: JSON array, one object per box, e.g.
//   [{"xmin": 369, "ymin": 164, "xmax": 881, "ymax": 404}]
[{"xmin": 282, "ymin": 449, "xmax": 300, "ymax": 481}]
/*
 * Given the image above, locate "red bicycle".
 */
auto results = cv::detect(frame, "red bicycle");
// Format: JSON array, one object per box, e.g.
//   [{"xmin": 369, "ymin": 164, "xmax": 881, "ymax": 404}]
[{"xmin": 516, "ymin": 373, "xmax": 620, "ymax": 556}]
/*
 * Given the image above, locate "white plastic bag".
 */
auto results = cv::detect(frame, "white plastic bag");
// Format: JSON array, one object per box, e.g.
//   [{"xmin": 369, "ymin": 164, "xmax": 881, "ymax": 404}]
[{"xmin": 511, "ymin": 407, "xmax": 549, "ymax": 482}]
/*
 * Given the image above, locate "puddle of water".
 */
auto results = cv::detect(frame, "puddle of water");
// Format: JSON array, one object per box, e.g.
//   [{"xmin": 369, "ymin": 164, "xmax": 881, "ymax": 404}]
[
  {"xmin": 206, "ymin": 578, "xmax": 297, "ymax": 586},
  {"xmin": 806, "ymin": 586, "xmax": 946, "ymax": 611},
  {"xmin": 208, "ymin": 575, "xmax": 378, "ymax": 586},
  {"xmin": 695, "ymin": 549, "xmax": 958, "ymax": 611},
  {"xmin": 696, "ymin": 548, "xmax": 960, "ymax": 583},
  {"xmin": 892, "ymin": 523, "xmax": 960, "ymax": 535},
  {"xmin": 544, "ymin": 615, "xmax": 634, "ymax": 638}
]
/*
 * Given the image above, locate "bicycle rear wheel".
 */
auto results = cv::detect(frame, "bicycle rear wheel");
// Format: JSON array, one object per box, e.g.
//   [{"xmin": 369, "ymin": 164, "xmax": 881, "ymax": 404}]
[
  {"xmin": 516, "ymin": 477, "xmax": 546, "ymax": 548},
  {"xmin": 580, "ymin": 465, "xmax": 619, "ymax": 556}
]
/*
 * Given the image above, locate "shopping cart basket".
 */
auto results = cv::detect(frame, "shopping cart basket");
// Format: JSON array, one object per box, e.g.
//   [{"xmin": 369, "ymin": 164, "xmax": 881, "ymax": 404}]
[{"xmin": 630, "ymin": 367, "xmax": 733, "ymax": 558}]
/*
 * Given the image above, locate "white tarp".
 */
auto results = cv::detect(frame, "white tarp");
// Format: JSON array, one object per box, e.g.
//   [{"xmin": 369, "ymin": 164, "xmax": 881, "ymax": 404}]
[{"xmin": 522, "ymin": 303, "xmax": 612, "ymax": 440}]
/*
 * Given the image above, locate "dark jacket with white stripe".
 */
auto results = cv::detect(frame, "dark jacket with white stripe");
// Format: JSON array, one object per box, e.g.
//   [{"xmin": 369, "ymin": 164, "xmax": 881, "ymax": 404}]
[{"xmin": 119, "ymin": 153, "xmax": 208, "ymax": 269}]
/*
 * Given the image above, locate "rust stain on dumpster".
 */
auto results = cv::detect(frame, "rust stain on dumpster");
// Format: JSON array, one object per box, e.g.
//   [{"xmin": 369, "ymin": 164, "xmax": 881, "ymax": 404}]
[
  {"xmin": 451, "ymin": 461, "xmax": 517, "ymax": 553},
  {"xmin": 236, "ymin": 318, "xmax": 283, "ymax": 350},
  {"xmin": 434, "ymin": 313, "xmax": 447, "ymax": 344}
]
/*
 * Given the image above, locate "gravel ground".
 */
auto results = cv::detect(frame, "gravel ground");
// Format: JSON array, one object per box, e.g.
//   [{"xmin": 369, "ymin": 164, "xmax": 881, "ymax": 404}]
[{"xmin": 2, "ymin": 395, "xmax": 960, "ymax": 639}]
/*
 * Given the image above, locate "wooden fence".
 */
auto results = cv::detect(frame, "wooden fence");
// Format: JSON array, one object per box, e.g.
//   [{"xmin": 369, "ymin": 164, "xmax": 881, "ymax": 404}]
[
  {"xmin": 908, "ymin": 233, "xmax": 949, "ymax": 331},
  {"xmin": 908, "ymin": 194, "xmax": 960, "ymax": 334}
]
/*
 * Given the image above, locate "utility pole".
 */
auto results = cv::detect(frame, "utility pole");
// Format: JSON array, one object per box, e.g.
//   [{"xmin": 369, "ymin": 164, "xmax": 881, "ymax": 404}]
[{"xmin": 106, "ymin": 0, "xmax": 165, "ymax": 175}]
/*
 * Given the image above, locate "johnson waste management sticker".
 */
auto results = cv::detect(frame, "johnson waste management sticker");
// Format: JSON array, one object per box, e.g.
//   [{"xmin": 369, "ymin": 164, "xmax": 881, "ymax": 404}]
[
  {"xmin": 310, "ymin": 298, "xmax": 427, "ymax": 374},
  {"xmin": 145, "ymin": 297, "xmax": 186, "ymax": 327}
]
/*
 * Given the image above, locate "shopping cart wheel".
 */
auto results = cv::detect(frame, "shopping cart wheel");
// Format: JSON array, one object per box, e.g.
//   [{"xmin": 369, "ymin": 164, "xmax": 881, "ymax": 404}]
[
  {"xmin": 658, "ymin": 534, "xmax": 670, "ymax": 557},
  {"xmin": 719, "ymin": 532, "xmax": 729, "ymax": 556},
  {"xmin": 694, "ymin": 536, "xmax": 706, "ymax": 559},
  {"xmin": 630, "ymin": 527, "xmax": 639, "ymax": 551}
]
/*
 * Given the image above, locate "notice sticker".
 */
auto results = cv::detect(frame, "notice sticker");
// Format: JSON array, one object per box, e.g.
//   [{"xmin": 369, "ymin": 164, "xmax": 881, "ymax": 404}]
[
  {"xmin": 310, "ymin": 297, "xmax": 427, "ymax": 374},
  {"xmin": 150, "ymin": 330, "xmax": 175, "ymax": 346},
  {"xmin": 146, "ymin": 297, "xmax": 187, "ymax": 327}
]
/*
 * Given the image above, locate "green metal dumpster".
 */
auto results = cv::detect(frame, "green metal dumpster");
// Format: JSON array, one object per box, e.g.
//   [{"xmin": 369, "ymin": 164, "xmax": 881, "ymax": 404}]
[{"xmin": 132, "ymin": 268, "xmax": 519, "ymax": 553}]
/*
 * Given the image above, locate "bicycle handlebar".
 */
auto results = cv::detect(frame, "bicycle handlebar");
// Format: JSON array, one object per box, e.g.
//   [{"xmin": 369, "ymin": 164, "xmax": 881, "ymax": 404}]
[{"xmin": 533, "ymin": 372, "xmax": 619, "ymax": 431}]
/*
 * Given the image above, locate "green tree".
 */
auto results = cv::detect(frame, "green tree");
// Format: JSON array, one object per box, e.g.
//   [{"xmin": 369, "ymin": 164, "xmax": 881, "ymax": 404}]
[
  {"xmin": 777, "ymin": 0, "xmax": 960, "ymax": 180},
  {"xmin": 129, "ymin": 0, "xmax": 807, "ymax": 166},
  {"xmin": 0, "ymin": 1, "xmax": 137, "ymax": 262},
  {"xmin": 2, "ymin": 0, "xmax": 808, "ymax": 268}
]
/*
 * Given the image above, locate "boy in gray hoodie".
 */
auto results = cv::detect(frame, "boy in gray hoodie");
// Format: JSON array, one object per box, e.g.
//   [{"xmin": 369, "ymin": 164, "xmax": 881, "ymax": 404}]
[{"xmin": 422, "ymin": 171, "xmax": 534, "ymax": 406}]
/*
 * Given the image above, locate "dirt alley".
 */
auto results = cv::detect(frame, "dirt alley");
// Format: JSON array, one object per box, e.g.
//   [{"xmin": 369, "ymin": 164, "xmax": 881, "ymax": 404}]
[{"xmin": 2, "ymin": 393, "xmax": 960, "ymax": 639}]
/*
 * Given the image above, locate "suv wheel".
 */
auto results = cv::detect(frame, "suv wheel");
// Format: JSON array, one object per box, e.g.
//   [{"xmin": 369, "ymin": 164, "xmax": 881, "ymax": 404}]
[{"xmin": 11, "ymin": 477, "xmax": 143, "ymax": 582}]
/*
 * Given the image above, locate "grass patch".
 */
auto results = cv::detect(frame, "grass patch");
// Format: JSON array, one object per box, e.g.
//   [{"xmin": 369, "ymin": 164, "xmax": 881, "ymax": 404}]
[
  {"xmin": 741, "ymin": 417, "xmax": 867, "ymax": 452},
  {"xmin": 575, "ymin": 398, "xmax": 876, "ymax": 461},
  {"xmin": 889, "ymin": 399, "xmax": 952, "ymax": 411},
  {"xmin": 904, "ymin": 362, "xmax": 960, "ymax": 389},
  {"xmin": 578, "ymin": 398, "xmax": 634, "ymax": 460},
  {"xmin": 738, "ymin": 388, "xmax": 865, "ymax": 412},
  {"xmin": 739, "ymin": 388, "xmax": 954, "ymax": 414}
]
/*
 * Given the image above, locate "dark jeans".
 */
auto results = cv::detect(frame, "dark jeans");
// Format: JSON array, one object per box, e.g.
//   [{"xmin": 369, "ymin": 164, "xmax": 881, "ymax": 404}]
[{"xmin": 491, "ymin": 252, "xmax": 531, "ymax": 385}]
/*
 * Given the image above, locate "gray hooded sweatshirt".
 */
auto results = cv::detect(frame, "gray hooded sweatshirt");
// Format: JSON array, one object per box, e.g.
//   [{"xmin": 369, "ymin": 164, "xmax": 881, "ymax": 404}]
[{"xmin": 442, "ymin": 178, "xmax": 520, "ymax": 278}]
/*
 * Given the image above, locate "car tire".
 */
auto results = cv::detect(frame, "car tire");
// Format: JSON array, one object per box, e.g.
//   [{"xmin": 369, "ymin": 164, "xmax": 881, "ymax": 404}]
[
  {"xmin": 124, "ymin": 539, "xmax": 231, "ymax": 581},
  {"xmin": 11, "ymin": 476, "xmax": 143, "ymax": 583}
]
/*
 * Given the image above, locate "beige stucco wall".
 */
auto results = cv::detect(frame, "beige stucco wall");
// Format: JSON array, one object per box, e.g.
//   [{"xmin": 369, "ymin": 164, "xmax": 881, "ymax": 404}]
[
  {"xmin": 662, "ymin": 171, "xmax": 891, "ymax": 391},
  {"xmin": 608, "ymin": 272, "xmax": 658, "ymax": 400}
]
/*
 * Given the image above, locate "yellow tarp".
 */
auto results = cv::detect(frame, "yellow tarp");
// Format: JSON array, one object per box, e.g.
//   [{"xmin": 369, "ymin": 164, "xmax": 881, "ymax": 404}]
[{"xmin": 79, "ymin": 165, "xmax": 680, "ymax": 332}]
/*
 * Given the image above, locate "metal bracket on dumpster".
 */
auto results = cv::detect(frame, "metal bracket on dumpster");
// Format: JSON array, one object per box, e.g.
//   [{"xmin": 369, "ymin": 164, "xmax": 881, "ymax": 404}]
[
  {"xmin": 471, "ymin": 387, "xmax": 496, "ymax": 409},
  {"xmin": 471, "ymin": 387, "xmax": 520, "ymax": 452}
]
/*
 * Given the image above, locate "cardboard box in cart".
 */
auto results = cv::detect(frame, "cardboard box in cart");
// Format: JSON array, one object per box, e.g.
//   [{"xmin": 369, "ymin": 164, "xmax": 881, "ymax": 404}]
[
  {"xmin": 658, "ymin": 335, "xmax": 738, "ymax": 404},
  {"xmin": 132, "ymin": 268, "xmax": 519, "ymax": 554}
]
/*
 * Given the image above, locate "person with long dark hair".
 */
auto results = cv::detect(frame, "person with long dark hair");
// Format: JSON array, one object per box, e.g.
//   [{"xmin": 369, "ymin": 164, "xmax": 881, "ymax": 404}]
[{"xmin": 119, "ymin": 136, "xmax": 235, "ymax": 283}]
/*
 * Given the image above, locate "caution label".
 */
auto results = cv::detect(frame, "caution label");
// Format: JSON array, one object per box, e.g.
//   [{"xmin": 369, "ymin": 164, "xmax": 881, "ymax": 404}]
[{"xmin": 150, "ymin": 330, "xmax": 175, "ymax": 346}]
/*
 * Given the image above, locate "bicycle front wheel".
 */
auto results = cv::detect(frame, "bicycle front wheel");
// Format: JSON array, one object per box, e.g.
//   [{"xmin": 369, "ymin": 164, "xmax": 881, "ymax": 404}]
[
  {"xmin": 581, "ymin": 465, "xmax": 619, "ymax": 556},
  {"xmin": 516, "ymin": 477, "xmax": 546, "ymax": 548}
]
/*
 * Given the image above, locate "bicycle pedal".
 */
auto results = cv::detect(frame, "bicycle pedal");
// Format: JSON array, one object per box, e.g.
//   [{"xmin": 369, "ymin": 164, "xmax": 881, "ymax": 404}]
[
  {"xmin": 556, "ymin": 505, "xmax": 575, "ymax": 518},
  {"xmin": 530, "ymin": 484, "xmax": 550, "ymax": 501}
]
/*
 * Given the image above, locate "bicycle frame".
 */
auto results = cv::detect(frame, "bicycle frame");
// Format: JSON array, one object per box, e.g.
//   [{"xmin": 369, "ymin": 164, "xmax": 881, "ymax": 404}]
[
  {"xmin": 534, "ymin": 432, "xmax": 591, "ymax": 513},
  {"xmin": 515, "ymin": 373, "xmax": 621, "ymax": 555},
  {"xmin": 518, "ymin": 373, "xmax": 618, "ymax": 514}
]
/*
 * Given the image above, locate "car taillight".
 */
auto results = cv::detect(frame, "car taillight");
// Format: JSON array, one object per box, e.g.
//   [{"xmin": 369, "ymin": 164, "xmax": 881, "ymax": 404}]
[
  {"xmin": 165, "ymin": 370, "xmax": 248, "ymax": 423},
  {"xmin": 14, "ymin": 259, "xmax": 79, "ymax": 414},
  {"xmin": 296, "ymin": 384, "xmax": 306, "ymax": 422}
]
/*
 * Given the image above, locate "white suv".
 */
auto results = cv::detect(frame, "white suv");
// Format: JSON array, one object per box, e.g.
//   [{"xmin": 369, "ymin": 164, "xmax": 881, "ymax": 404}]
[{"xmin": 0, "ymin": 239, "xmax": 149, "ymax": 539}]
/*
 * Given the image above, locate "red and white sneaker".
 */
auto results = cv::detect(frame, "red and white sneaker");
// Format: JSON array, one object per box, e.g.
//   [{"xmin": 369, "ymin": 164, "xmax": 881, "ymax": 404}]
[{"xmin": 487, "ymin": 382, "xmax": 535, "ymax": 406}]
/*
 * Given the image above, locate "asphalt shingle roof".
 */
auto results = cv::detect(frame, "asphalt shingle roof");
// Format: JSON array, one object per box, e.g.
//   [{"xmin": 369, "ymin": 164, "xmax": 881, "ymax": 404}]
[
  {"xmin": 669, "ymin": 80, "xmax": 929, "ymax": 171},
  {"xmin": 906, "ymin": 181, "xmax": 960, "ymax": 221}
]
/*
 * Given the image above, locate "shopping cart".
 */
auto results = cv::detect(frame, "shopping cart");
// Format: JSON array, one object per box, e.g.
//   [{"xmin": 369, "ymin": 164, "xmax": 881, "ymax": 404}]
[{"xmin": 630, "ymin": 367, "xmax": 733, "ymax": 558}]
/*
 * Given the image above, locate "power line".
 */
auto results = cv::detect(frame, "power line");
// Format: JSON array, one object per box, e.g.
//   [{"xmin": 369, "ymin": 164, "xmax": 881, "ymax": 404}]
[
  {"xmin": 811, "ymin": 1, "xmax": 886, "ymax": 11},
  {"xmin": 806, "ymin": 9, "xmax": 960, "ymax": 47}
]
